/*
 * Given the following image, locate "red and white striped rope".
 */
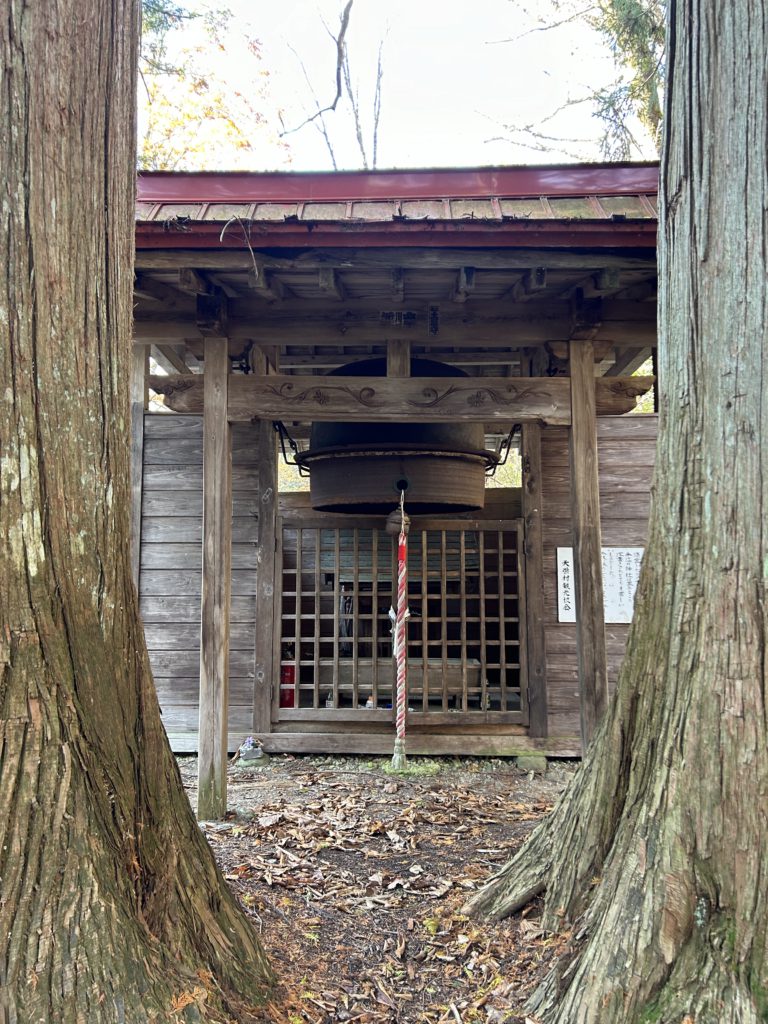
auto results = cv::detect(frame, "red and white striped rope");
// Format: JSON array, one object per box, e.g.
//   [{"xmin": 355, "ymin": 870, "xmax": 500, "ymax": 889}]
[{"xmin": 395, "ymin": 527, "xmax": 408, "ymax": 742}]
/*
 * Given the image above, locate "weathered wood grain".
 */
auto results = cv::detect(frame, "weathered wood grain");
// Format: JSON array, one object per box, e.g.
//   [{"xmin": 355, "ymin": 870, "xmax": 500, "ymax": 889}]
[
  {"xmin": 521, "ymin": 423, "xmax": 548, "ymax": 737},
  {"xmin": 543, "ymin": 492, "xmax": 652, "ymax": 519},
  {"xmin": 140, "ymin": 569, "xmax": 257, "ymax": 597},
  {"xmin": 142, "ymin": 492, "xmax": 259, "ymax": 517},
  {"xmin": 149, "ymin": 650, "xmax": 255, "ymax": 677},
  {"xmin": 130, "ymin": 346, "xmax": 148, "ymax": 588},
  {"xmin": 143, "ymin": 429, "xmax": 260, "ymax": 465},
  {"xmin": 154, "ymin": 677, "xmax": 254, "ymax": 705},
  {"xmin": 135, "ymin": 246, "xmax": 656, "ymax": 274},
  {"xmin": 161, "ymin": 705, "xmax": 254, "ymax": 739},
  {"xmin": 540, "ymin": 415, "xmax": 657, "ymax": 741},
  {"xmin": 143, "ymin": 465, "xmax": 259, "ymax": 490},
  {"xmin": 387, "ymin": 337, "xmax": 411, "ymax": 376},
  {"xmin": 258, "ymin": 731, "xmax": 581, "ymax": 757},
  {"xmin": 542, "ymin": 520, "xmax": 650, "ymax": 548},
  {"xmin": 569, "ymin": 339, "xmax": 609, "ymax": 747},
  {"xmin": 253, "ymin": 421, "xmax": 277, "ymax": 735},
  {"xmin": 141, "ymin": 517, "xmax": 258, "ymax": 544},
  {"xmin": 149, "ymin": 373, "xmax": 654, "ymax": 424},
  {"xmin": 141, "ymin": 542, "xmax": 257, "ymax": 570},
  {"xmin": 140, "ymin": 595, "xmax": 255, "ymax": 623},
  {"xmin": 197, "ymin": 337, "xmax": 231, "ymax": 819}
]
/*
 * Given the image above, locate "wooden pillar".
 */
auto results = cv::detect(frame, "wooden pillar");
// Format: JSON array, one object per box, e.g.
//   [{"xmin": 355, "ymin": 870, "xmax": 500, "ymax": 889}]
[
  {"xmin": 521, "ymin": 423, "xmax": 548, "ymax": 736},
  {"xmin": 129, "ymin": 344, "xmax": 148, "ymax": 590},
  {"xmin": 253, "ymin": 419, "xmax": 277, "ymax": 737},
  {"xmin": 387, "ymin": 338, "xmax": 410, "ymax": 377},
  {"xmin": 569, "ymin": 339, "xmax": 608, "ymax": 748},
  {"xmin": 197, "ymin": 337, "xmax": 232, "ymax": 819}
]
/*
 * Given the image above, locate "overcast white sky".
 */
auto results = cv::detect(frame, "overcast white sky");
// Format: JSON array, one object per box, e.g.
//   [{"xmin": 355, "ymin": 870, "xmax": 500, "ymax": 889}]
[{"xmin": 149, "ymin": 0, "xmax": 658, "ymax": 170}]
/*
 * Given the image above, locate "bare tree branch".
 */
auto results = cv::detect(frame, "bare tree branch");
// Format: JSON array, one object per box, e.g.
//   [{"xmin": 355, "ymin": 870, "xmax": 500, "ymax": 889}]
[
  {"xmin": 371, "ymin": 40, "xmax": 384, "ymax": 170},
  {"xmin": 313, "ymin": 116, "xmax": 339, "ymax": 170},
  {"xmin": 342, "ymin": 48, "xmax": 369, "ymax": 168},
  {"xmin": 279, "ymin": 0, "xmax": 354, "ymax": 137},
  {"xmin": 281, "ymin": 43, "xmax": 339, "ymax": 168},
  {"xmin": 487, "ymin": 5, "xmax": 595, "ymax": 45}
]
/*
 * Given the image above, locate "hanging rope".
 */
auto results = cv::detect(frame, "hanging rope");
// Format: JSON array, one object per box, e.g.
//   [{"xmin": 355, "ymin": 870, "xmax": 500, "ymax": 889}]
[{"xmin": 391, "ymin": 490, "xmax": 410, "ymax": 771}]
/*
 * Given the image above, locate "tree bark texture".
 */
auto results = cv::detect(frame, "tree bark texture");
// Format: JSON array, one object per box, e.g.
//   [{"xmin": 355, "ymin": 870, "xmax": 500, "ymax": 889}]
[
  {"xmin": 0, "ymin": 3, "xmax": 272, "ymax": 1021},
  {"xmin": 465, "ymin": 4, "xmax": 768, "ymax": 1022}
]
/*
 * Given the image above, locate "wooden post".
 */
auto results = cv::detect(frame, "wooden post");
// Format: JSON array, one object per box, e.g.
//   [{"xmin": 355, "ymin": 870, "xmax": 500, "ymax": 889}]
[
  {"xmin": 129, "ymin": 344, "xmax": 148, "ymax": 590},
  {"xmin": 569, "ymin": 339, "xmax": 608, "ymax": 748},
  {"xmin": 253, "ymin": 420, "xmax": 277, "ymax": 736},
  {"xmin": 197, "ymin": 337, "xmax": 232, "ymax": 819},
  {"xmin": 521, "ymin": 423, "xmax": 548, "ymax": 736},
  {"xmin": 387, "ymin": 338, "xmax": 411, "ymax": 377}
]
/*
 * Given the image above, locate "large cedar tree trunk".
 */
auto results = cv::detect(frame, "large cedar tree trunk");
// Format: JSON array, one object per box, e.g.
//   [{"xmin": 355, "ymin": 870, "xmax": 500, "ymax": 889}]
[
  {"xmin": 0, "ymin": 3, "xmax": 272, "ymax": 1021},
  {"xmin": 465, "ymin": 3, "xmax": 768, "ymax": 1022}
]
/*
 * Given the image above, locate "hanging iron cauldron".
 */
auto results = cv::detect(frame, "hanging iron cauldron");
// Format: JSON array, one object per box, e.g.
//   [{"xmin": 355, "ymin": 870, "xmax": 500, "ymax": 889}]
[{"xmin": 294, "ymin": 357, "xmax": 499, "ymax": 514}]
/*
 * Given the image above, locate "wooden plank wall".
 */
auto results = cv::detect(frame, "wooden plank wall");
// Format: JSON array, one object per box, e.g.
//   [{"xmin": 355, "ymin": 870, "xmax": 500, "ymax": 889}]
[
  {"xmin": 139, "ymin": 414, "xmax": 261, "ymax": 752},
  {"xmin": 541, "ymin": 414, "xmax": 658, "ymax": 739},
  {"xmin": 138, "ymin": 409, "xmax": 658, "ymax": 756}
]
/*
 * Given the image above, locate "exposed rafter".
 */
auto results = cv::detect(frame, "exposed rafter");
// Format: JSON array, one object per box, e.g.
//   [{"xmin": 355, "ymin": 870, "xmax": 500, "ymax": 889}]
[{"xmin": 318, "ymin": 267, "xmax": 347, "ymax": 301}]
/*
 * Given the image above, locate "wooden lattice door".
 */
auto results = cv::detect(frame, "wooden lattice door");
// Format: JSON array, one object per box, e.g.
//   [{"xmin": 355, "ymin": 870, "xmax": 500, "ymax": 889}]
[{"xmin": 274, "ymin": 518, "xmax": 527, "ymax": 726}]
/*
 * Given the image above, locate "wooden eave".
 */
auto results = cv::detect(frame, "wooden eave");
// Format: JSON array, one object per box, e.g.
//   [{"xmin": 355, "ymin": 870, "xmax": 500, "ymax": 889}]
[
  {"xmin": 133, "ymin": 163, "xmax": 659, "ymax": 388},
  {"xmin": 136, "ymin": 163, "xmax": 658, "ymax": 250}
]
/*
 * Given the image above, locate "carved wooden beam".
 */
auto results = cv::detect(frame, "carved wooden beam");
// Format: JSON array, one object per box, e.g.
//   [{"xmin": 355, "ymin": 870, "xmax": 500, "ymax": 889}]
[{"xmin": 148, "ymin": 373, "xmax": 654, "ymax": 424}]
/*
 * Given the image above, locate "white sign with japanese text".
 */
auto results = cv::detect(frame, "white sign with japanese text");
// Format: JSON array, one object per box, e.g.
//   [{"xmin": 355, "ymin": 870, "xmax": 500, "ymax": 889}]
[{"xmin": 556, "ymin": 547, "xmax": 644, "ymax": 623}]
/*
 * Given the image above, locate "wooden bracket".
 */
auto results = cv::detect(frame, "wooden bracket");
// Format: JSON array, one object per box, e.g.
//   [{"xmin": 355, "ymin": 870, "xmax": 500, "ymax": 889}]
[
  {"xmin": 593, "ymin": 268, "xmax": 621, "ymax": 294},
  {"xmin": 450, "ymin": 267, "xmax": 476, "ymax": 303},
  {"xmin": 196, "ymin": 292, "xmax": 228, "ymax": 337},
  {"xmin": 318, "ymin": 267, "xmax": 346, "ymax": 301},
  {"xmin": 249, "ymin": 268, "xmax": 286, "ymax": 303},
  {"xmin": 503, "ymin": 267, "xmax": 547, "ymax": 302},
  {"xmin": 570, "ymin": 293, "xmax": 603, "ymax": 341},
  {"xmin": 179, "ymin": 267, "xmax": 213, "ymax": 295},
  {"xmin": 134, "ymin": 273, "xmax": 190, "ymax": 309}
]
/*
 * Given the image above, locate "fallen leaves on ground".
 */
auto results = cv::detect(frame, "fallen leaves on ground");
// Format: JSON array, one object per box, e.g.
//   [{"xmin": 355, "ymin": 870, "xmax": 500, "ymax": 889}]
[{"xmin": 183, "ymin": 755, "xmax": 576, "ymax": 1023}]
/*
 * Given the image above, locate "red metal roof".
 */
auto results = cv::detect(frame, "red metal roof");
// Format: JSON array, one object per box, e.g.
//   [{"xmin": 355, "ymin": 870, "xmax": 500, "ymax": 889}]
[
  {"xmin": 135, "ymin": 163, "xmax": 658, "ymax": 250},
  {"xmin": 137, "ymin": 163, "xmax": 658, "ymax": 203}
]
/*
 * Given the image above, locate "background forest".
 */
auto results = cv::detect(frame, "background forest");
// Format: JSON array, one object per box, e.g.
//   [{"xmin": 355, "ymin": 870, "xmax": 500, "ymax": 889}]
[{"xmin": 139, "ymin": 0, "xmax": 664, "ymax": 171}]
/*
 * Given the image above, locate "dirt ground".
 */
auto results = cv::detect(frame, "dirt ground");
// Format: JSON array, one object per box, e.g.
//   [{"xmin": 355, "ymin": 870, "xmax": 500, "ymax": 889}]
[{"xmin": 181, "ymin": 753, "xmax": 577, "ymax": 1024}]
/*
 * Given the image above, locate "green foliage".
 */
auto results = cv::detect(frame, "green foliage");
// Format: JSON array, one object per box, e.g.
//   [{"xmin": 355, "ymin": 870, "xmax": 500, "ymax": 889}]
[
  {"xmin": 588, "ymin": 0, "xmax": 665, "ymax": 157},
  {"xmin": 635, "ymin": 1001, "xmax": 663, "ymax": 1024},
  {"xmin": 629, "ymin": 357, "xmax": 655, "ymax": 414},
  {"xmin": 486, "ymin": 452, "xmax": 522, "ymax": 490},
  {"xmin": 495, "ymin": 0, "xmax": 665, "ymax": 159},
  {"xmin": 141, "ymin": 0, "xmax": 201, "ymax": 76},
  {"xmin": 138, "ymin": 0, "xmax": 284, "ymax": 170}
]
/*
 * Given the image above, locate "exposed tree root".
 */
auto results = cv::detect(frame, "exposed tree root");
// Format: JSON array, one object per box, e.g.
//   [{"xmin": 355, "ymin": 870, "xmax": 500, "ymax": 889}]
[{"xmin": 464, "ymin": 674, "xmax": 639, "ymax": 929}]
